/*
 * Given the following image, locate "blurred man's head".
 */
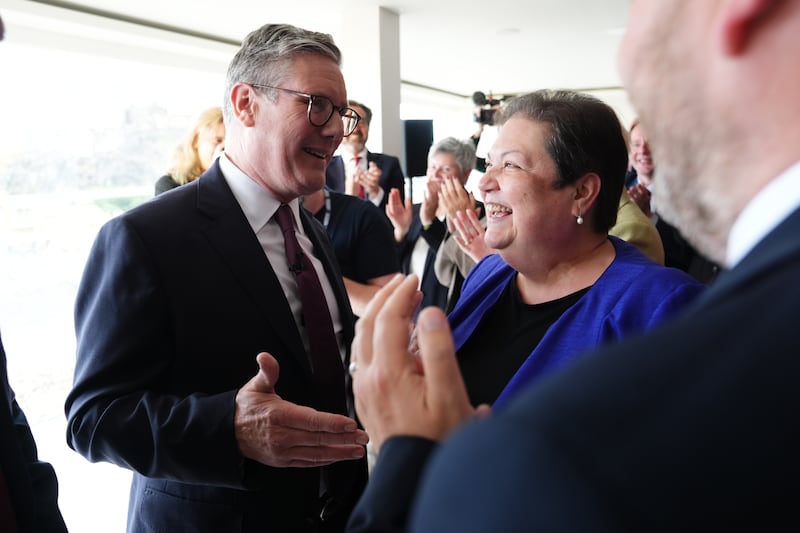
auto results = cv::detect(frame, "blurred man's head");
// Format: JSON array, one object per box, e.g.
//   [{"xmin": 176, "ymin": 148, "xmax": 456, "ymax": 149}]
[{"xmin": 617, "ymin": 1, "xmax": 800, "ymax": 264}]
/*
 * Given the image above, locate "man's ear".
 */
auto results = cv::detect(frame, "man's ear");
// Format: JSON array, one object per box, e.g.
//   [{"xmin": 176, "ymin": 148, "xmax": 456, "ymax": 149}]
[
  {"xmin": 230, "ymin": 83, "xmax": 258, "ymax": 126},
  {"xmin": 718, "ymin": 0, "xmax": 776, "ymax": 55}
]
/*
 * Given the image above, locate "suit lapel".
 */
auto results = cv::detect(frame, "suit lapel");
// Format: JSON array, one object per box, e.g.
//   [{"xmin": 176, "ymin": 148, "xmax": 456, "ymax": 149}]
[
  {"xmin": 368, "ymin": 151, "xmax": 385, "ymax": 174},
  {"xmin": 325, "ymin": 156, "xmax": 346, "ymax": 193},
  {"xmin": 694, "ymin": 207, "xmax": 800, "ymax": 311},
  {"xmin": 195, "ymin": 164, "xmax": 312, "ymax": 374}
]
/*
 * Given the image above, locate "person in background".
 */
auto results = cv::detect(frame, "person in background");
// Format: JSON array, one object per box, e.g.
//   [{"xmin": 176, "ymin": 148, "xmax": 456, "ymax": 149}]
[
  {"xmin": 433, "ymin": 173, "xmax": 486, "ymax": 313},
  {"xmin": 0, "ymin": 13, "xmax": 68, "ymax": 533},
  {"xmin": 627, "ymin": 119, "xmax": 720, "ymax": 282},
  {"xmin": 325, "ymin": 100, "xmax": 405, "ymax": 212},
  {"xmin": 66, "ymin": 23, "xmax": 367, "ymax": 532},
  {"xmin": 302, "ymin": 187, "xmax": 400, "ymax": 317},
  {"xmin": 347, "ymin": 1, "xmax": 800, "ymax": 531},
  {"xmin": 610, "ymin": 188, "xmax": 664, "ymax": 264},
  {"xmin": 386, "ymin": 137, "xmax": 480, "ymax": 315},
  {"xmin": 155, "ymin": 106, "xmax": 225, "ymax": 195},
  {"xmin": 625, "ymin": 117, "xmax": 653, "ymax": 198}
]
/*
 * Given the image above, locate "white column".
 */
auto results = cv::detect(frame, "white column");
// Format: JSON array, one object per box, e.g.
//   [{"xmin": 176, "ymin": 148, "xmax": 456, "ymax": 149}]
[{"xmin": 337, "ymin": 4, "xmax": 403, "ymax": 161}]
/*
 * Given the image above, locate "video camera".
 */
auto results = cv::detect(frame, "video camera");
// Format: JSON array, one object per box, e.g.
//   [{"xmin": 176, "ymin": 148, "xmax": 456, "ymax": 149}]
[{"xmin": 472, "ymin": 91, "xmax": 503, "ymax": 126}]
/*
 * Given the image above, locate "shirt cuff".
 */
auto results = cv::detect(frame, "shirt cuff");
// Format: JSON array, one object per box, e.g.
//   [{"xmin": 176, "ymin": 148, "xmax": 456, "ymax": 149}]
[{"xmin": 367, "ymin": 187, "xmax": 385, "ymax": 206}]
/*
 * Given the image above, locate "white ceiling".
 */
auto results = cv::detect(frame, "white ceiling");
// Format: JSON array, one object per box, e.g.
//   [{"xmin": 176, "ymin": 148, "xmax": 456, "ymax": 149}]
[{"xmin": 30, "ymin": 0, "xmax": 630, "ymax": 100}]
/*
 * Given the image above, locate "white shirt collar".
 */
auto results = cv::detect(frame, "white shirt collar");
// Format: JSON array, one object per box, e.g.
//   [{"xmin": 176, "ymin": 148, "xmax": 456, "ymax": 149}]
[
  {"xmin": 727, "ymin": 160, "xmax": 800, "ymax": 267},
  {"xmin": 218, "ymin": 153, "xmax": 300, "ymax": 233}
]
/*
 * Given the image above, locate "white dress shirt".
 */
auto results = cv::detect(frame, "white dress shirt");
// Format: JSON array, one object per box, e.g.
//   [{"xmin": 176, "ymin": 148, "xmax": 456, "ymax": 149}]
[
  {"xmin": 346, "ymin": 149, "xmax": 384, "ymax": 207},
  {"xmin": 218, "ymin": 154, "xmax": 345, "ymax": 359},
  {"xmin": 727, "ymin": 160, "xmax": 800, "ymax": 268}
]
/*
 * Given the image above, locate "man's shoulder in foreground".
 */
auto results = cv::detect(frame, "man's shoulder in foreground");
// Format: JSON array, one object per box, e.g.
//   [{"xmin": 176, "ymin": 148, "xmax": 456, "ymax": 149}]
[{"xmin": 408, "ymin": 221, "xmax": 800, "ymax": 531}]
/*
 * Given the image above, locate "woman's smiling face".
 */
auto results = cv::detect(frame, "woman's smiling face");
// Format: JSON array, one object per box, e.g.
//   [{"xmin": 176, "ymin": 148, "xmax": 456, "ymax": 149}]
[{"xmin": 479, "ymin": 116, "xmax": 577, "ymax": 262}]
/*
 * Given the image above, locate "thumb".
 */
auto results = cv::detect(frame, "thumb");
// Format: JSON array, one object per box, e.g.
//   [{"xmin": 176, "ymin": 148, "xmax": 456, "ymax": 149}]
[
  {"xmin": 415, "ymin": 307, "xmax": 467, "ymax": 403},
  {"xmin": 243, "ymin": 352, "xmax": 280, "ymax": 394},
  {"xmin": 474, "ymin": 403, "xmax": 493, "ymax": 420}
]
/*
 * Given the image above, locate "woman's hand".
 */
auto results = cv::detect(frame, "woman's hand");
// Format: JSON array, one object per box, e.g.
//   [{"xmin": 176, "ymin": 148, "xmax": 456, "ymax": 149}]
[
  {"xmin": 452, "ymin": 209, "xmax": 492, "ymax": 263},
  {"xmin": 385, "ymin": 188, "xmax": 413, "ymax": 242},
  {"xmin": 439, "ymin": 176, "xmax": 475, "ymax": 221}
]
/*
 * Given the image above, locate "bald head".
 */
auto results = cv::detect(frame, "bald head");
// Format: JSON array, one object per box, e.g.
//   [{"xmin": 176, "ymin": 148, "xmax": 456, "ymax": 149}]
[{"xmin": 618, "ymin": 0, "xmax": 800, "ymax": 264}]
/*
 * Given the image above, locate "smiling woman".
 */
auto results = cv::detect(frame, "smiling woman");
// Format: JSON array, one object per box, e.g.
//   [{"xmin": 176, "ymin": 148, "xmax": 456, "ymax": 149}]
[
  {"xmin": 437, "ymin": 90, "xmax": 707, "ymax": 410},
  {"xmin": 0, "ymin": 8, "xmax": 232, "ymax": 533}
]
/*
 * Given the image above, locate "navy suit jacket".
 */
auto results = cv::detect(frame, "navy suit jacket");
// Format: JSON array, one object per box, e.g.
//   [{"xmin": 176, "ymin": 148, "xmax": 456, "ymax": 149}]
[
  {"xmin": 0, "ymin": 331, "xmax": 67, "ymax": 533},
  {"xmin": 66, "ymin": 162, "xmax": 366, "ymax": 532},
  {"xmin": 349, "ymin": 207, "xmax": 800, "ymax": 532},
  {"xmin": 326, "ymin": 152, "xmax": 405, "ymax": 212}
]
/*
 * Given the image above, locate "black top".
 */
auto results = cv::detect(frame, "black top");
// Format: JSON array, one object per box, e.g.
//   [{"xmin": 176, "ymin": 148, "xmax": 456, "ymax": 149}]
[
  {"xmin": 396, "ymin": 205, "xmax": 450, "ymax": 316},
  {"xmin": 656, "ymin": 218, "xmax": 721, "ymax": 284},
  {"xmin": 154, "ymin": 174, "xmax": 180, "ymax": 195},
  {"xmin": 312, "ymin": 189, "xmax": 399, "ymax": 283},
  {"xmin": 457, "ymin": 278, "xmax": 590, "ymax": 406}
]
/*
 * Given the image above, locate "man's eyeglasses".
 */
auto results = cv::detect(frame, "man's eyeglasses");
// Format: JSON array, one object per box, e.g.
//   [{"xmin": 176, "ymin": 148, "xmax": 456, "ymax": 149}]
[{"xmin": 249, "ymin": 84, "xmax": 361, "ymax": 136}]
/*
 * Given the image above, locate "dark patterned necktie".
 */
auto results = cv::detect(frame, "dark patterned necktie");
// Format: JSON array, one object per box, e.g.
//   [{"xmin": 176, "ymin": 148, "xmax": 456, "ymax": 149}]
[{"xmin": 274, "ymin": 204, "xmax": 346, "ymax": 414}]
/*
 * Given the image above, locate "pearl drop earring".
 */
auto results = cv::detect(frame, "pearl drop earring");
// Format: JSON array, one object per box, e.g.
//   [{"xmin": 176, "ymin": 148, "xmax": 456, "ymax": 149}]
[{"xmin": 576, "ymin": 208, "xmax": 583, "ymax": 225}]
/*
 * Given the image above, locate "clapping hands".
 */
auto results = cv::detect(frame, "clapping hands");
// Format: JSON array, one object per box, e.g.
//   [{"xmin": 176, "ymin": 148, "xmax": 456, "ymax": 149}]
[{"xmin": 349, "ymin": 274, "xmax": 489, "ymax": 453}]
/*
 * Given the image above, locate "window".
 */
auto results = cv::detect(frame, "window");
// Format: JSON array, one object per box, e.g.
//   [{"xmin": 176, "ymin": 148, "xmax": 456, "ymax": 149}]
[{"xmin": 0, "ymin": 8, "xmax": 232, "ymax": 531}]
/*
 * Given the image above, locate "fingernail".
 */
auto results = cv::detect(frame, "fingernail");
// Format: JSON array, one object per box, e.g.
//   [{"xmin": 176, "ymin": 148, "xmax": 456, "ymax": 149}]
[{"xmin": 417, "ymin": 310, "xmax": 447, "ymax": 331}]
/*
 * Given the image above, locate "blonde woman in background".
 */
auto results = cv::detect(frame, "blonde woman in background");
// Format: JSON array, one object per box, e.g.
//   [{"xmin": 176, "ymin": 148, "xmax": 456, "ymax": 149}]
[{"xmin": 155, "ymin": 106, "xmax": 225, "ymax": 195}]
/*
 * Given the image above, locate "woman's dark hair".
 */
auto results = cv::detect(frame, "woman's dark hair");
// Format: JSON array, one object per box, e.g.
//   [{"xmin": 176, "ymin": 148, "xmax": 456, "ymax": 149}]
[{"xmin": 497, "ymin": 90, "xmax": 628, "ymax": 233}]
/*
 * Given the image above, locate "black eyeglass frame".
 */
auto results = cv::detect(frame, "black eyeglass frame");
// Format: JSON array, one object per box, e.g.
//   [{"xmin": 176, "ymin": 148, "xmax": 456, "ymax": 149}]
[{"xmin": 248, "ymin": 83, "xmax": 361, "ymax": 136}]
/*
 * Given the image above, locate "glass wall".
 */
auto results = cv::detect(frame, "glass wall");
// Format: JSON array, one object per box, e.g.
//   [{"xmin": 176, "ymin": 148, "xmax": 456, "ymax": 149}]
[{"xmin": 1, "ymin": 8, "xmax": 231, "ymax": 531}]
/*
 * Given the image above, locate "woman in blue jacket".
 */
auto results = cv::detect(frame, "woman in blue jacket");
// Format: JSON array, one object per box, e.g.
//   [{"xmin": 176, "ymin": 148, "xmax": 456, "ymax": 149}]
[{"xmin": 443, "ymin": 89, "xmax": 705, "ymax": 409}]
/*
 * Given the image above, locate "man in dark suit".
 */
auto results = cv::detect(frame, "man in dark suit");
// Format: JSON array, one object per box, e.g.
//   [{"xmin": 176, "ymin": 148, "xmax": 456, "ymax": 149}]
[
  {"xmin": 325, "ymin": 100, "xmax": 406, "ymax": 212},
  {"xmin": 0, "ymin": 14, "xmax": 68, "ymax": 533},
  {"xmin": 65, "ymin": 23, "xmax": 368, "ymax": 533},
  {"xmin": 626, "ymin": 120, "xmax": 721, "ymax": 284},
  {"xmin": 346, "ymin": 1, "xmax": 800, "ymax": 531},
  {"xmin": 1, "ymin": 330, "xmax": 68, "ymax": 533}
]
